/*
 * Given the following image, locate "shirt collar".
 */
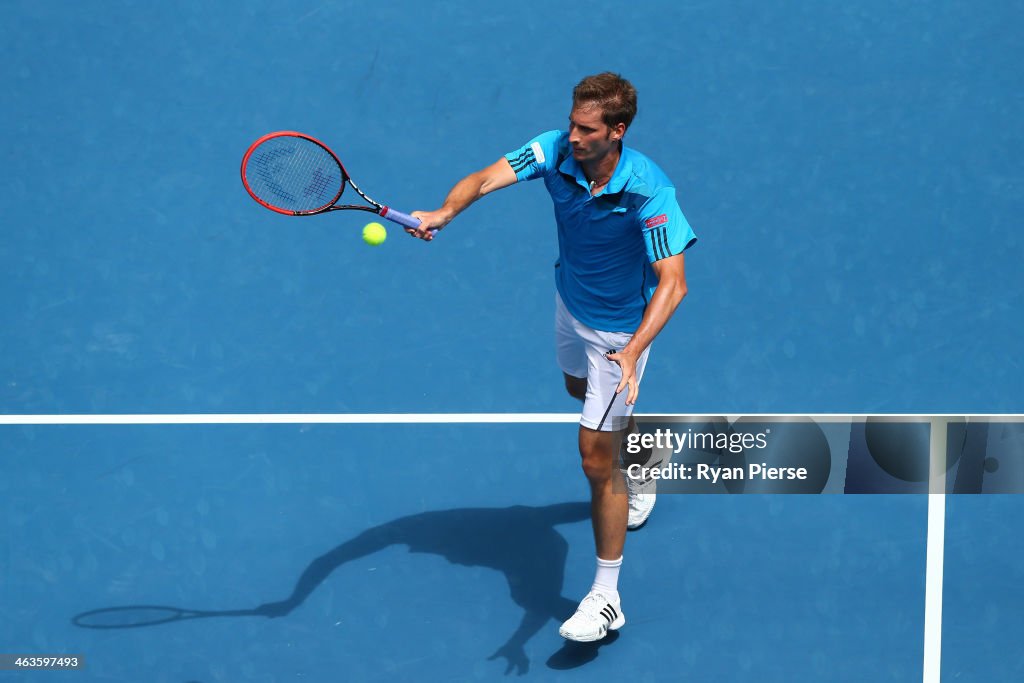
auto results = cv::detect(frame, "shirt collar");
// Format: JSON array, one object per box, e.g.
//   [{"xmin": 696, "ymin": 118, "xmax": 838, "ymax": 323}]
[{"xmin": 558, "ymin": 143, "xmax": 634, "ymax": 196}]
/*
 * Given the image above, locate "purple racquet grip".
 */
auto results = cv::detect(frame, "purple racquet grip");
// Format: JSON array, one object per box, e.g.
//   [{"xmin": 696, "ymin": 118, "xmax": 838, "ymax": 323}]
[{"xmin": 380, "ymin": 207, "xmax": 437, "ymax": 235}]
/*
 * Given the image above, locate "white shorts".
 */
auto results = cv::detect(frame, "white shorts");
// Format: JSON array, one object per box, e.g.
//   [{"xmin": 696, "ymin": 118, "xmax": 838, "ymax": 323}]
[{"xmin": 555, "ymin": 291, "xmax": 651, "ymax": 432}]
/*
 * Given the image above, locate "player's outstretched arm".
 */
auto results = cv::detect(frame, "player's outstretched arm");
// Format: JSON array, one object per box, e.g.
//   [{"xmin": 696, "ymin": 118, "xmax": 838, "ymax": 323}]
[{"xmin": 409, "ymin": 158, "xmax": 517, "ymax": 240}]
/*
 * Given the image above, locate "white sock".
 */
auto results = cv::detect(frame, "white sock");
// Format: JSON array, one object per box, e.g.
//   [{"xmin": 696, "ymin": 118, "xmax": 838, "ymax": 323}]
[{"xmin": 592, "ymin": 555, "xmax": 623, "ymax": 600}]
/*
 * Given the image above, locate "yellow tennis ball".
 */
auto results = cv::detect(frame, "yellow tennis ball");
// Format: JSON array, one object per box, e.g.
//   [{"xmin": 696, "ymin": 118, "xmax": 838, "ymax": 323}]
[{"xmin": 362, "ymin": 222, "xmax": 387, "ymax": 246}]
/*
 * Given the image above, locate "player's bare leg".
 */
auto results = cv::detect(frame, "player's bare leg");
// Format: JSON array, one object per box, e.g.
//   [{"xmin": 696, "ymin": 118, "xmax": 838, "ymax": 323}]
[
  {"xmin": 559, "ymin": 422, "xmax": 629, "ymax": 641},
  {"xmin": 564, "ymin": 373, "xmax": 650, "ymax": 527},
  {"xmin": 578, "ymin": 425, "xmax": 629, "ymax": 559},
  {"xmin": 559, "ymin": 374, "xmax": 630, "ymax": 641}
]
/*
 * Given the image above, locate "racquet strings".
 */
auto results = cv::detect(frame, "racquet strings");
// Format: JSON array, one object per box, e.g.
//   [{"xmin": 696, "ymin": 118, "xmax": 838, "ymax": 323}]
[{"xmin": 245, "ymin": 136, "xmax": 343, "ymax": 213}]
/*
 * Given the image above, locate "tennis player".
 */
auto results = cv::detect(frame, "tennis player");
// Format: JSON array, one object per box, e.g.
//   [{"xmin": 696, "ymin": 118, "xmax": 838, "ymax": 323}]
[{"xmin": 410, "ymin": 72, "xmax": 697, "ymax": 642}]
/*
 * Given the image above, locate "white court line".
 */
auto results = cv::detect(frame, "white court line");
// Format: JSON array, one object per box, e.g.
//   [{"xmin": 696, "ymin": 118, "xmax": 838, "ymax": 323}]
[
  {"xmin": 0, "ymin": 412, "xmax": 1017, "ymax": 425},
  {"xmin": 0, "ymin": 413, "xmax": 582, "ymax": 425},
  {"xmin": 923, "ymin": 419, "xmax": 949, "ymax": 683},
  {"xmin": 923, "ymin": 492, "xmax": 946, "ymax": 683}
]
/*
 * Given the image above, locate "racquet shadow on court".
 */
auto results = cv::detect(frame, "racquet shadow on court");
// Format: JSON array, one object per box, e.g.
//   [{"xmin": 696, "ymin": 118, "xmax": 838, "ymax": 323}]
[{"xmin": 73, "ymin": 502, "xmax": 594, "ymax": 676}]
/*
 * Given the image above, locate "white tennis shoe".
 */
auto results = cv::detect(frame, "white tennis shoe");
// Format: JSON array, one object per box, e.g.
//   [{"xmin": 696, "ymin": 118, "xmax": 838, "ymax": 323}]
[
  {"xmin": 626, "ymin": 479, "xmax": 657, "ymax": 529},
  {"xmin": 621, "ymin": 428, "xmax": 660, "ymax": 529},
  {"xmin": 558, "ymin": 590, "xmax": 625, "ymax": 642}
]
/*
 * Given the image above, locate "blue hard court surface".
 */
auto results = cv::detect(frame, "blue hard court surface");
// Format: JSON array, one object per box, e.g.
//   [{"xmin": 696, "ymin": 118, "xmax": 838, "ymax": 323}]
[{"xmin": 2, "ymin": 1, "xmax": 1022, "ymax": 680}]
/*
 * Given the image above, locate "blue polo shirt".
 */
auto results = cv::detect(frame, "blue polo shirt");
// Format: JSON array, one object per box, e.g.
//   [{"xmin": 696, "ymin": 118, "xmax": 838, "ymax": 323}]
[{"xmin": 504, "ymin": 130, "xmax": 696, "ymax": 332}]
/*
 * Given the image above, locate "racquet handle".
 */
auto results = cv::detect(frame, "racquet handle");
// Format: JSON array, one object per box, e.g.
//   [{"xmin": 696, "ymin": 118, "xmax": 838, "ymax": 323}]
[{"xmin": 379, "ymin": 207, "xmax": 438, "ymax": 235}]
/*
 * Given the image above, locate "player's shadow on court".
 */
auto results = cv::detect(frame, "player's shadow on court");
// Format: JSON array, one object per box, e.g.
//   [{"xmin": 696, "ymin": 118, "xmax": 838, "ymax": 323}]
[
  {"xmin": 72, "ymin": 502, "xmax": 611, "ymax": 675},
  {"xmin": 251, "ymin": 501, "xmax": 600, "ymax": 675}
]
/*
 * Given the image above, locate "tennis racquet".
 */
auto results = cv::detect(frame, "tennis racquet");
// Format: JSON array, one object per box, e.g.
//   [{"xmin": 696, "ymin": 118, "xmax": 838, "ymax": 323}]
[{"xmin": 240, "ymin": 131, "xmax": 434, "ymax": 235}]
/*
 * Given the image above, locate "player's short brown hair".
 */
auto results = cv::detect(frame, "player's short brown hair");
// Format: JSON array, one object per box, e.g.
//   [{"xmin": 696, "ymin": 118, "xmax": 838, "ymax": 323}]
[{"xmin": 572, "ymin": 72, "xmax": 638, "ymax": 130}]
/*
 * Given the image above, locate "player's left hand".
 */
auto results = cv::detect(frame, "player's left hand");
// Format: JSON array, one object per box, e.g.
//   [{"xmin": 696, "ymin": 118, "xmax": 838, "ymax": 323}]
[{"xmin": 606, "ymin": 347, "xmax": 641, "ymax": 405}]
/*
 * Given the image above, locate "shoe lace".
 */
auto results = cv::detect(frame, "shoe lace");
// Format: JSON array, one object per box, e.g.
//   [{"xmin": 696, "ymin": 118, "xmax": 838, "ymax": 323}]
[{"xmin": 578, "ymin": 592, "xmax": 609, "ymax": 618}]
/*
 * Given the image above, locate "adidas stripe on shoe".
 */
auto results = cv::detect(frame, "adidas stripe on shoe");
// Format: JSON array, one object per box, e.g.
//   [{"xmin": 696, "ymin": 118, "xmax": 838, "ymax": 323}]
[{"xmin": 558, "ymin": 590, "xmax": 626, "ymax": 642}]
